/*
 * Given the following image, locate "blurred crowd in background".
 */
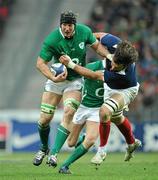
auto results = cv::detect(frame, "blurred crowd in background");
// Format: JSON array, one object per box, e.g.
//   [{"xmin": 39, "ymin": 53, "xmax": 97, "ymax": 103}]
[
  {"xmin": 0, "ymin": 0, "xmax": 158, "ymax": 122},
  {"xmin": 86, "ymin": 0, "xmax": 158, "ymax": 121},
  {"xmin": 0, "ymin": 0, "xmax": 14, "ymax": 37}
]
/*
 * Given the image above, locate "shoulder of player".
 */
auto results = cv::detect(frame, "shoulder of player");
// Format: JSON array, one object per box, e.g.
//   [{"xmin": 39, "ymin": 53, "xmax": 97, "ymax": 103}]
[{"xmin": 44, "ymin": 28, "xmax": 62, "ymax": 45}]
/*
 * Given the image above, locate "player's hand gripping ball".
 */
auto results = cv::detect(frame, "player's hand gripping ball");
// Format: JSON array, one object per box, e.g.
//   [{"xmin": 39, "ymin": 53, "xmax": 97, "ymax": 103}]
[{"xmin": 51, "ymin": 63, "xmax": 67, "ymax": 76}]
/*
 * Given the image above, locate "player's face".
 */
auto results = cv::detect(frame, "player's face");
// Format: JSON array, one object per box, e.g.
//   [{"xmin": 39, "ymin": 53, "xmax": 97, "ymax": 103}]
[
  {"xmin": 110, "ymin": 59, "xmax": 125, "ymax": 72},
  {"xmin": 61, "ymin": 23, "xmax": 75, "ymax": 38}
]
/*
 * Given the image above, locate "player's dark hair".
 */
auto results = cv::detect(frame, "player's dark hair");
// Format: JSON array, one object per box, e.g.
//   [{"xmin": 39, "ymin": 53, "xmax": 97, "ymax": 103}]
[
  {"xmin": 114, "ymin": 41, "xmax": 138, "ymax": 65},
  {"xmin": 60, "ymin": 11, "xmax": 77, "ymax": 25}
]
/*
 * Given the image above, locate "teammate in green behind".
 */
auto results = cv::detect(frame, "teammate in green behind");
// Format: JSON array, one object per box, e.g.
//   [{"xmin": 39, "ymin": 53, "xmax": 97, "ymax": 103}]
[
  {"xmin": 33, "ymin": 11, "xmax": 109, "ymax": 167},
  {"xmin": 58, "ymin": 60, "xmax": 105, "ymax": 174}
]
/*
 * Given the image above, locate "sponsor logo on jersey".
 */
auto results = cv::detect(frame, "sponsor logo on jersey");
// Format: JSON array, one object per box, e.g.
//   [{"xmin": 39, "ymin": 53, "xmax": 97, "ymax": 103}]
[{"xmin": 79, "ymin": 42, "xmax": 84, "ymax": 49}]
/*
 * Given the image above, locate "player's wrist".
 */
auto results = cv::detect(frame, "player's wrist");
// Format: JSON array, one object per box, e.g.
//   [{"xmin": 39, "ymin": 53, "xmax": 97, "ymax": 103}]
[
  {"xmin": 107, "ymin": 54, "xmax": 114, "ymax": 61},
  {"xmin": 67, "ymin": 61, "xmax": 76, "ymax": 69}
]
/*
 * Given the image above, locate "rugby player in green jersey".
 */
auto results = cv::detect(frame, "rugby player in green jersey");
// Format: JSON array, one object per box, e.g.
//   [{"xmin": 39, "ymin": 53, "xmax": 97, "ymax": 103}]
[
  {"xmin": 33, "ymin": 11, "xmax": 109, "ymax": 166},
  {"xmin": 58, "ymin": 60, "xmax": 105, "ymax": 174}
]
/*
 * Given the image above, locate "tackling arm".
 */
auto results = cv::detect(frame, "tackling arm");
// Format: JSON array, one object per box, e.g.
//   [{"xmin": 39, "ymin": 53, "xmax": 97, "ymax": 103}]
[
  {"xmin": 59, "ymin": 55, "xmax": 103, "ymax": 81},
  {"xmin": 92, "ymin": 32, "xmax": 114, "ymax": 61},
  {"xmin": 91, "ymin": 40, "xmax": 110, "ymax": 58}
]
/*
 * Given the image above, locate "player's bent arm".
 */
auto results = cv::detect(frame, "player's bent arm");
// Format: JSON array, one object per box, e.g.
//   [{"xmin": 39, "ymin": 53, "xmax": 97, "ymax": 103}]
[
  {"xmin": 36, "ymin": 57, "xmax": 67, "ymax": 82},
  {"xmin": 91, "ymin": 40, "xmax": 110, "ymax": 58},
  {"xmin": 36, "ymin": 56, "xmax": 54, "ymax": 80}
]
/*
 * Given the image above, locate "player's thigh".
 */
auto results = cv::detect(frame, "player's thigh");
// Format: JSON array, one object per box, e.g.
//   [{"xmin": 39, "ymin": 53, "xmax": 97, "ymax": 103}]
[
  {"xmin": 63, "ymin": 90, "xmax": 81, "ymax": 103},
  {"xmin": 42, "ymin": 91, "xmax": 62, "ymax": 105},
  {"xmin": 100, "ymin": 93, "xmax": 124, "ymax": 120},
  {"xmin": 110, "ymin": 93, "xmax": 125, "ymax": 108},
  {"xmin": 68, "ymin": 123, "xmax": 84, "ymax": 147},
  {"xmin": 63, "ymin": 78, "xmax": 83, "ymax": 111}
]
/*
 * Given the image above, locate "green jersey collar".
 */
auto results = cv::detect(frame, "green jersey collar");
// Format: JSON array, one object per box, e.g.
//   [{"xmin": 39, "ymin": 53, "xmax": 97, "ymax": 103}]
[{"xmin": 59, "ymin": 27, "xmax": 75, "ymax": 39}]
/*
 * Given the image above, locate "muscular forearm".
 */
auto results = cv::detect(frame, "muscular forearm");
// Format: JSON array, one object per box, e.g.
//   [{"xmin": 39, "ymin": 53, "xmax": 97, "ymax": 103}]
[
  {"xmin": 96, "ymin": 43, "xmax": 110, "ymax": 57},
  {"xmin": 67, "ymin": 60, "xmax": 102, "ymax": 80},
  {"xmin": 92, "ymin": 41, "xmax": 110, "ymax": 58},
  {"xmin": 36, "ymin": 57, "xmax": 55, "ymax": 81},
  {"xmin": 74, "ymin": 65, "xmax": 99, "ymax": 80}
]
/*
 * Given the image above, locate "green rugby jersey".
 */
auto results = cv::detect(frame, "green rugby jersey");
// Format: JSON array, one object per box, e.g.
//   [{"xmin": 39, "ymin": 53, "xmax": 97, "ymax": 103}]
[
  {"xmin": 39, "ymin": 24, "xmax": 96, "ymax": 80},
  {"xmin": 81, "ymin": 60, "xmax": 104, "ymax": 108}
]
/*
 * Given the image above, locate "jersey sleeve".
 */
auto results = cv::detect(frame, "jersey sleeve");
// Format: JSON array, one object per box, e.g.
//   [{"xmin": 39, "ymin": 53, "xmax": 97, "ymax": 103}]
[
  {"xmin": 39, "ymin": 42, "xmax": 55, "ymax": 61},
  {"xmin": 39, "ymin": 32, "xmax": 57, "ymax": 61},
  {"xmin": 100, "ymin": 34, "xmax": 121, "ymax": 54}
]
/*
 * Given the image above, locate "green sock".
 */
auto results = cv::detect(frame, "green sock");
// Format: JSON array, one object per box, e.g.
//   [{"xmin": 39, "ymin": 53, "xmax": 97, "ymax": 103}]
[
  {"xmin": 61, "ymin": 144, "xmax": 88, "ymax": 167},
  {"xmin": 38, "ymin": 123, "xmax": 50, "ymax": 151},
  {"xmin": 75, "ymin": 133, "xmax": 85, "ymax": 148},
  {"xmin": 51, "ymin": 125, "xmax": 70, "ymax": 155}
]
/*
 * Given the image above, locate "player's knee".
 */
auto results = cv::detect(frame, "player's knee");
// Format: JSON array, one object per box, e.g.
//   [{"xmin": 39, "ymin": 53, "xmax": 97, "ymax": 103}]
[
  {"xmin": 64, "ymin": 98, "xmax": 80, "ymax": 112},
  {"xmin": 64, "ymin": 98, "xmax": 80, "ymax": 119},
  {"xmin": 99, "ymin": 106, "xmax": 111, "ymax": 122},
  {"xmin": 40, "ymin": 103, "xmax": 56, "ymax": 124},
  {"xmin": 100, "ymin": 98, "xmax": 120, "ymax": 122}
]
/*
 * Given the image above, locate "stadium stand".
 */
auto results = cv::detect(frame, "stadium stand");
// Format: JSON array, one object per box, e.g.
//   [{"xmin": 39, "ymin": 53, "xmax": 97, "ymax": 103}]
[
  {"xmin": 0, "ymin": 0, "xmax": 95, "ymax": 109},
  {"xmin": 0, "ymin": 0, "xmax": 14, "ymax": 37},
  {"xmin": 86, "ymin": 0, "xmax": 158, "ymax": 122},
  {"xmin": 0, "ymin": 0, "xmax": 157, "ymax": 122}
]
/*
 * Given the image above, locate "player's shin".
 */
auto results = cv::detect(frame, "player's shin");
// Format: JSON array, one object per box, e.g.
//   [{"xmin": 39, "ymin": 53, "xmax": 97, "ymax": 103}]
[
  {"xmin": 38, "ymin": 122, "xmax": 50, "ymax": 151},
  {"xmin": 116, "ymin": 117, "xmax": 135, "ymax": 144},
  {"xmin": 99, "ymin": 120, "xmax": 111, "ymax": 147},
  {"xmin": 60, "ymin": 143, "xmax": 88, "ymax": 168}
]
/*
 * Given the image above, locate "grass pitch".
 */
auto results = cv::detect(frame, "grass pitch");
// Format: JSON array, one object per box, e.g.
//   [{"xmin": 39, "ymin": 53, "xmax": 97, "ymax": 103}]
[{"xmin": 0, "ymin": 152, "xmax": 158, "ymax": 180}]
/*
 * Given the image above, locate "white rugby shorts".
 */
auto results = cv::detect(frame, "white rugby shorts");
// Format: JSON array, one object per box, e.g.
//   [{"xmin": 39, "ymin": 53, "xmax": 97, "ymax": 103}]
[
  {"xmin": 45, "ymin": 78, "xmax": 83, "ymax": 95},
  {"xmin": 104, "ymin": 83, "xmax": 140, "ymax": 109},
  {"xmin": 73, "ymin": 104, "xmax": 100, "ymax": 124}
]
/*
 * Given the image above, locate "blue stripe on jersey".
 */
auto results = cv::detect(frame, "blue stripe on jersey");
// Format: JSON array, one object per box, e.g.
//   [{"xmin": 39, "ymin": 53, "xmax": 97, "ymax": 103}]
[
  {"xmin": 104, "ymin": 63, "xmax": 137, "ymax": 89},
  {"xmin": 101, "ymin": 34, "xmax": 121, "ymax": 54}
]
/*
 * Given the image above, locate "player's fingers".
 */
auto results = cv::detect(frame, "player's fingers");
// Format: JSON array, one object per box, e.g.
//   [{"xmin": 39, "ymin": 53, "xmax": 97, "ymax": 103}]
[{"xmin": 59, "ymin": 56, "xmax": 64, "ymax": 63}]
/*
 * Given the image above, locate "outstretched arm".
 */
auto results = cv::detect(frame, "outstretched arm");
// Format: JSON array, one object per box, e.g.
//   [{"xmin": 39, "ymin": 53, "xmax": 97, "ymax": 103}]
[{"xmin": 59, "ymin": 55, "xmax": 103, "ymax": 81}]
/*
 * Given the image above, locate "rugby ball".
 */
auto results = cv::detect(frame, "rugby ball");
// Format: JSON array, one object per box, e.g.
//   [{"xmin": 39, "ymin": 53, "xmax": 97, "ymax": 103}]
[{"xmin": 51, "ymin": 63, "xmax": 66, "ymax": 76}]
